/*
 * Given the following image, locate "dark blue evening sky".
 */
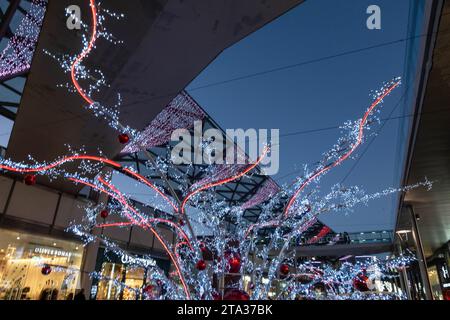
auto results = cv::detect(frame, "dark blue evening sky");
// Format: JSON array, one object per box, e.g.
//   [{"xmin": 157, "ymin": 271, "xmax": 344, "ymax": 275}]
[{"xmin": 186, "ymin": 0, "xmax": 428, "ymax": 232}]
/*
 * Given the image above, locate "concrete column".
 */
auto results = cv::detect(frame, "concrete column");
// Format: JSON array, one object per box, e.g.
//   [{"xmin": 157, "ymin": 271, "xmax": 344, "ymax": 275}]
[
  {"xmin": 396, "ymin": 241, "xmax": 412, "ymax": 300},
  {"xmin": 79, "ymin": 236, "xmax": 100, "ymax": 297},
  {"xmin": 408, "ymin": 205, "xmax": 433, "ymax": 300},
  {"xmin": 78, "ymin": 184, "xmax": 110, "ymax": 298}
]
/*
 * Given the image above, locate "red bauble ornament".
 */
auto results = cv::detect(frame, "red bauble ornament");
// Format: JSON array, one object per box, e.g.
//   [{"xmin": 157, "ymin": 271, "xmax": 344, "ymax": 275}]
[
  {"xmin": 353, "ymin": 274, "xmax": 370, "ymax": 292},
  {"xmin": 223, "ymin": 289, "xmax": 249, "ymax": 301},
  {"xmin": 443, "ymin": 289, "xmax": 450, "ymax": 301},
  {"xmin": 196, "ymin": 260, "xmax": 207, "ymax": 270},
  {"xmin": 41, "ymin": 264, "xmax": 52, "ymax": 275},
  {"xmin": 24, "ymin": 174, "xmax": 37, "ymax": 186},
  {"xmin": 143, "ymin": 284, "xmax": 153, "ymax": 293},
  {"xmin": 199, "ymin": 243, "xmax": 207, "ymax": 253},
  {"xmin": 280, "ymin": 264, "xmax": 290, "ymax": 275},
  {"xmin": 100, "ymin": 209, "xmax": 109, "ymax": 219},
  {"xmin": 229, "ymin": 257, "xmax": 241, "ymax": 273},
  {"xmin": 225, "ymin": 252, "xmax": 241, "ymax": 273},
  {"xmin": 118, "ymin": 133, "xmax": 130, "ymax": 144},
  {"xmin": 142, "ymin": 284, "xmax": 156, "ymax": 299},
  {"xmin": 212, "ymin": 291, "xmax": 222, "ymax": 300}
]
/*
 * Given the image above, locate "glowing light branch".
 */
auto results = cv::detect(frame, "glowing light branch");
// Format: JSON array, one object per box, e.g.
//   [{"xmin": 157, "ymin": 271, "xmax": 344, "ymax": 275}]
[
  {"xmin": 284, "ymin": 78, "xmax": 402, "ymax": 218},
  {"xmin": 181, "ymin": 146, "xmax": 270, "ymax": 214},
  {"xmin": 44, "ymin": 0, "xmax": 135, "ymax": 137},
  {"xmin": 274, "ymin": 253, "xmax": 417, "ymax": 300},
  {"xmin": 244, "ymin": 78, "xmax": 402, "ymax": 239}
]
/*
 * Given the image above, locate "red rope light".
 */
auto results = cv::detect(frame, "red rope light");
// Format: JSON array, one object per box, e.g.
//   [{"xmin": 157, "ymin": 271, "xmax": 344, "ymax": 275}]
[
  {"xmin": 283, "ymin": 80, "xmax": 400, "ymax": 218},
  {"xmin": 96, "ymin": 218, "xmax": 192, "ymax": 251},
  {"xmin": 244, "ymin": 81, "xmax": 400, "ymax": 239},
  {"xmin": 181, "ymin": 146, "xmax": 270, "ymax": 214},
  {"xmin": 0, "ymin": 154, "xmax": 178, "ymax": 212},
  {"xmin": 69, "ymin": 176, "xmax": 191, "ymax": 299},
  {"xmin": 70, "ymin": 0, "xmax": 97, "ymax": 105}
]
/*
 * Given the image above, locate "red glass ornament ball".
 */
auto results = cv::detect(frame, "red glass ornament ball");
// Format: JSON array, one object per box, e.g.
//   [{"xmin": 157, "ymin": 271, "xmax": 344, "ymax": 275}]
[
  {"xmin": 225, "ymin": 251, "xmax": 241, "ymax": 273},
  {"xmin": 118, "ymin": 133, "xmax": 130, "ymax": 144},
  {"xmin": 353, "ymin": 275, "xmax": 370, "ymax": 292},
  {"xmin": 41, "ymin": 264, "xmax": 52, "ymax": 275},
  {"xmin": 24, "ymin": 174, "xmax": 37, "ymax": 186},
  {"xmin": 100, "ymin": 210, "xmax": 109, "ymax": 219},
  {"xmin": 196, "ymin": 260, "xmax": 207, "ymax": 271},
  {"xmin": 280, "ymin": 264, "xmax": 290, "ymax": 275},
  {"xmin": 443, "ymin": 289, "xmax": 450, "ymax": 301},
  {"xmin": 228, "ymin": 257, "xmax": 241, "ymax": 273}
]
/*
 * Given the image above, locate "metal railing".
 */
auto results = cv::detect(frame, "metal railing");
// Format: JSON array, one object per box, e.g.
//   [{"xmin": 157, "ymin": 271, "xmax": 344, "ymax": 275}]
[
  {"xmin": 302, "ymin": 230, "xmax": 394, "ymax": 246},
  {"xmin": 348, "ymin": 230, "xmax": 394, "ymax": 244}
]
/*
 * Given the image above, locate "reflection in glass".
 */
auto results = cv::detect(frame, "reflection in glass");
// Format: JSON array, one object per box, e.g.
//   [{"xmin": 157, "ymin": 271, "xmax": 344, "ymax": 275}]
[{"xmin": 0, "ymin": 228, "xmax": 83, "ymax": 300}]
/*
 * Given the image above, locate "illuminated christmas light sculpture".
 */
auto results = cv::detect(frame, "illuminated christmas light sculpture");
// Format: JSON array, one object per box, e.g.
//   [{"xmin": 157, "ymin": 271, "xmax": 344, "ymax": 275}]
[{"xmin": 0, "ymin": 0, "xmax": 431, "ymax": 300}]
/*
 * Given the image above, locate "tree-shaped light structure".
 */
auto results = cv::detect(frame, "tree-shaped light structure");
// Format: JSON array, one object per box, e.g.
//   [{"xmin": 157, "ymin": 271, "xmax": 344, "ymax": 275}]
[{"xmin": 0, "ymin": 0, "xmax": 430, "ymax": 300}]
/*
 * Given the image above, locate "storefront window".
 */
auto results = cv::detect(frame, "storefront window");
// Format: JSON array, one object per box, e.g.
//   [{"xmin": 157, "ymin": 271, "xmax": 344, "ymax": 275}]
[
  {"xmin": 96, "ymin": 262, "xmax": 125, "ymax": 300},
  {"xmin": 92, "ymin": 248, "xmax": 170, "ymax": 300},
  {"xmin": 427, "ymin": 266, "xmax": 443, "ymax": 300},
  {"xmin": 124, "ymin": 267, "xmax": 145, "ymax": 300},
  {"xmin": 0, "ymin": 228, "xmax": 83, "ymax": 300},
  {"xmin": 95, "ymin": 263, "xmax": 147, "ymax": 300}
]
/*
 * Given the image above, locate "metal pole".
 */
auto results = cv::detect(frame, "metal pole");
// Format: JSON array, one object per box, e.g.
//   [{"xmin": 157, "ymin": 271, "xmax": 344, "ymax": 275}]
[
  {"xmin": 396, "ymin": 240, "xmax": 412, "ymax": 300},
  {"xmin": 408, "ymin": 205, "xmax": 433, "ymax": 300}
]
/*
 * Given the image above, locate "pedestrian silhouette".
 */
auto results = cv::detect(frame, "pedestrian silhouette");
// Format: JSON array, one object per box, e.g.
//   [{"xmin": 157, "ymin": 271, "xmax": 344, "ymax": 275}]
[{"xmin": 74, "ymin": 289, "xmax": 86, "ymax": 301}]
